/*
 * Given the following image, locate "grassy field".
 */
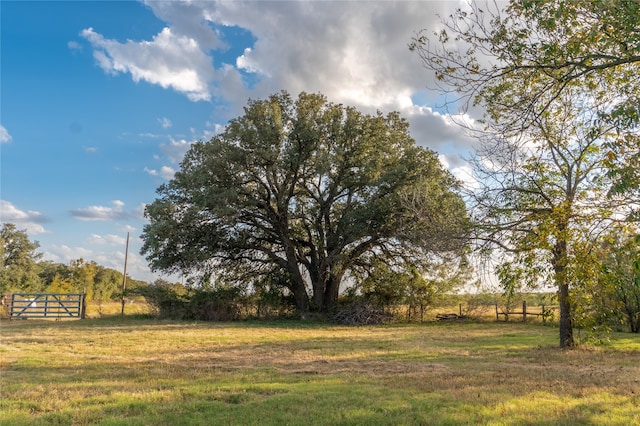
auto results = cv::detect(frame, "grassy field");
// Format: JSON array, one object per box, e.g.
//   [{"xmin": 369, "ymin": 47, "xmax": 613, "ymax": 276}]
[{"xmin": 1, "ymin": 316, "xmax": 639, "ymax": 426}]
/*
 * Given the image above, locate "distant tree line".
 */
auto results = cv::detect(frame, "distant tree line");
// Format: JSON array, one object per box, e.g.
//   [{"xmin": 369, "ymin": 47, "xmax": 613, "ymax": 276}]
[{"xmin": 0, "ymin": 223, "xmax": 148, "ymax": 302}]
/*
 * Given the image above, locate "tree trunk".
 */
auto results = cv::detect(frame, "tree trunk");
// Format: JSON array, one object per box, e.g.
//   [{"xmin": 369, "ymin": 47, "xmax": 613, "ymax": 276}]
[
  {"xmin": 283, "ymin": 245, "xmax": 309, "ymax": 314},
  {"xmin": 558, "ymin": 278, "xmax": 573, "ymax": 347},
  {"xmin": 554, "ymin": 237, "xmax": 574, "ymax": 348},
  {"xmin": 291, "ymin": 285, "xmax": 309, "ymax": 314},
  {"xmin": 310, "ymin": 271, "xmax": 324, "ymax": 311},
  {"xmin": 322, "ymin": 273, "xmax": 343, "ymax": 311}
]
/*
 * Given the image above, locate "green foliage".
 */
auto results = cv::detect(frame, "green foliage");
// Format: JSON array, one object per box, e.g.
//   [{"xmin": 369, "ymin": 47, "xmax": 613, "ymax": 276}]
[
  {"xmin": 134, "ymin": 281, "xmax": 270, "ymax": 321},
  {"xmin": 411, "ymin": 0, "xmax": 640, "ymax": 197},
  {"xmin": 141, "ymin": 91, "xmax": 469, "ymax": 313},
  {"xmin": 358, "ymin": 262, "xmax": 409, "ymax": 307},
  {"xmin": 250, "ymin": 268, "xmax": 298, "ymax": 319},
  {"xmin": 353, "ymin": 255, "xmax": 472, "ymax": 322},
  {"xmin": 0, "ymin": 223, "xmax": 43, "ymax": 293},
  {"xmin": 592, "ymin": 228, "xmax": 640, "ymax": 333},
  {"xmin": 93, "ymin": 267, "xmax": 123, "ymax": 301},
  {"xmin": 39, "ymin": 259, "xmax": 122, "ymax": 302},
  {"xmin": 47, "ymin": 273, "xmax": 74, "ymax": 294},
  {"xmin": 187, "ymin": 286, "xmax": 247, "ymax": 321},
  {"xmin": 70, "ymin": 259, "xmax": 97, "ymax": 299},
  {"xmin": 133, "ymin": 280, "xmax": 189, "ymax": 319}
]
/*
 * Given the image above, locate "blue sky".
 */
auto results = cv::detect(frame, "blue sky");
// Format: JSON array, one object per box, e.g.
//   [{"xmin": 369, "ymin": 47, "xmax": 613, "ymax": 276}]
[{"xmin": 1, "ymin": 0, "xmax": 476, "ymax": 283}]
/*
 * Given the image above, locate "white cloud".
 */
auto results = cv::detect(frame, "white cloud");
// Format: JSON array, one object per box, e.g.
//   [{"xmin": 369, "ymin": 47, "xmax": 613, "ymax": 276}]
[
  {"xmin": 158, "ymin": 117, "xmax": 172, "ymax": 128},
  {"xmin": 190, "ymin": 1, "xmax": 460, "ymax": 110},
  {"xmin": 88, "ymin": 233, "xmax": 127, "ymax": 246},
  {"xmin": 80, "ymin": 0, "xmax": 487, "ymax": 207},
  {"xmin": 87, "ymin": 1, "xmax": 484, "ymax": 170},
  {"xmin": 120, "ymin": 223, "xmax": 138, "ymax": 234},
  {"xmin": 236, "ymin": 47, "xmax": 264, "ymax": 74},
  {"xmin": 67, "ymin": 40, "xmax": 82, "ymax": 52},
  {"xmin": 139, "ymin": 132, "xmax": 163, "ymax": 139},
  {"xmin": 133, "ymin": 204, "xmax": 147, "ymax": 221},
  {"xmin": 403, "ymin": 105, "xmax": 477, "ymax": 151},
  {"xmin": 144, "ymin": 165, "xmax": 175, "ymax": 180},
  {"xmin": 0, "ymin": 200, "xmax": 49, "ymax": 234},
  {"xmin": 81, "ymin": 27, "xmax": 215, "ymax": 101},
  {"xmin": 70, "ymin": 200, "xmax": 128, "ymax": 221},
  {"xmin": 161, "ymin": 138, "xmax": 193, "ymax": 164},
  {"xmin": 144, "ymin": 166, "xmax": 158, "ymax": 176},
  {"xmin": 439, "ymin": 154, "xmax": 479, "ymax": 190},
  {"xmin": 140, "ymin": 0, "xmax": 226, "ymax": 52},
  {"xmin": 44, "ymin": 244, "xmax": 94, "ymax": 264},
  {"xmin": 159, "ymin": 166, "xmax": 176, "ymax": 180},
  {"xmin": 1, "ymin": 125, "xmax": 12, "ymax": 143},
  {"xmin": 83, "ymin": 1, "xmax": 478, "ymax": 151}
]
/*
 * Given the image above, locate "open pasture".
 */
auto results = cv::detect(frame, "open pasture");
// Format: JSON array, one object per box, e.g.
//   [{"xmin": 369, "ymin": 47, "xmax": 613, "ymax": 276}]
[{"xmin": 1, "ymin": 319, "xmax": 639, "ymax": 425}]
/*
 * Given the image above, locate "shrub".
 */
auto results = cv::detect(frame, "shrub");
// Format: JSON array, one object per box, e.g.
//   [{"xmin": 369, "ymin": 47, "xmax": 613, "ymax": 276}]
[
  {"xmin": 133, "ymin": 284, "xmax": 188, "ymax": 319},
  {"xmin": 186, "ymin": 287, "xmax": 244, "ymax": 321}
]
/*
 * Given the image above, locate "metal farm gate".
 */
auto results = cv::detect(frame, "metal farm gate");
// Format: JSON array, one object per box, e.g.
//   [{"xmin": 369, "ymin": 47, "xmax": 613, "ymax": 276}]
[{"xmin": 10, "ymin": 293, "xmax": 86, "ymax": 320}]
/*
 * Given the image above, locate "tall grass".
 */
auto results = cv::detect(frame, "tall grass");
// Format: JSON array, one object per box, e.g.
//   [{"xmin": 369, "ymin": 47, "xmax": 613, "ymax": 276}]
[{"xmin": 1, "ymin": 317, "xmax": 638, "ymax": 425}]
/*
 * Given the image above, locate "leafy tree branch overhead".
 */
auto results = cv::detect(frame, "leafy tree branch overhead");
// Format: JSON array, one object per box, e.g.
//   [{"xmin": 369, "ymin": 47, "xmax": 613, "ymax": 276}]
[
  {"xmin": 140, "ymin": 91, "xmax": 470, "ymax": 314},
  {"xmin": 410, "ymin": 0, "xmax": 640, "ymax": 197}
]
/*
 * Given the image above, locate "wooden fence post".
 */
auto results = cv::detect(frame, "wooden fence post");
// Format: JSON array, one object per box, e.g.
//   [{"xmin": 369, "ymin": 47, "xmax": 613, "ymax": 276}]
[
  {"xmin": 81, "ymin": 293, "xmax": 87, "ymax": 319},
  {"xmin": 522, "ymin": 300, "xmax": 527, "ymax": 322}
]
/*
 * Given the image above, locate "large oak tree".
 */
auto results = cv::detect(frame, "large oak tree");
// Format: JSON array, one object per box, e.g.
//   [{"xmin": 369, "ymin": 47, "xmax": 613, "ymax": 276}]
[{"xmin": 141, "ymin": 92, "xmax": 469, "ymax": 313}]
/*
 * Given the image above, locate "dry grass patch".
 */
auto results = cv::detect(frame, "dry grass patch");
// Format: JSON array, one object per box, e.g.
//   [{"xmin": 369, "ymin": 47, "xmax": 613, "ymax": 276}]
[{"xmin": 1, "ymin": 318, "xmax": 638, "ymax": 425}]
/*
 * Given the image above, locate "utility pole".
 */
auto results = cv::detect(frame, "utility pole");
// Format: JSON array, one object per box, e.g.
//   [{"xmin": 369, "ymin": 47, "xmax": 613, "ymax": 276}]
[{"xmin": 121, "ymin": 232, "xmax": 129, "ymax": 317}]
